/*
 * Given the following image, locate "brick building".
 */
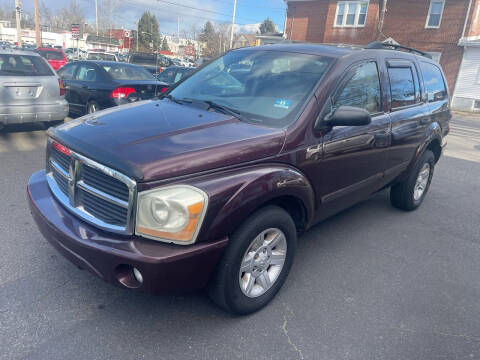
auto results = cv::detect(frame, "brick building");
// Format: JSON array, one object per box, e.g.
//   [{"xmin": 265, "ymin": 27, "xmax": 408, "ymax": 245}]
[
  {"xmin": 106, "ymin": 29, "xmax": 134, "ymax": 53},
  {"xmin": 284, "ymin": 0, "xmax": 480, "ymax": 94}
]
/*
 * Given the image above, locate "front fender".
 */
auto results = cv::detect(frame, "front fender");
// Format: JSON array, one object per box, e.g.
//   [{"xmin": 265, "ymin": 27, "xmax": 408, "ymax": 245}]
[{"xmin": 189, "ymin": 165, "xmax": 315, "ymax": 243}]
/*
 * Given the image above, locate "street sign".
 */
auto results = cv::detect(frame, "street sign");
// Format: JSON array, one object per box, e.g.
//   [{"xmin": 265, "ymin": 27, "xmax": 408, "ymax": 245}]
[{"xmin": 71, "ymin": 24, "xmax": 81, "ymax": 39}]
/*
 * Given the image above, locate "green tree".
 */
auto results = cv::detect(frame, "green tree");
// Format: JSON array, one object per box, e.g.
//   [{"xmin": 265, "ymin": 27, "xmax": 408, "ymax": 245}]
[
  {"xmin": 161, "ymin": 37, "xmax": 170, "ymax": 51},
  {"xmin": 200, "ymin": 21, "xmax": 220, "ymax": 57},
  {"xmin": 259, "ymin": 17, "xmax": 276, "ymax": 34},
  {"xmin": 137, "ymin": 11, "xmax": 161, "ymax": 52}
]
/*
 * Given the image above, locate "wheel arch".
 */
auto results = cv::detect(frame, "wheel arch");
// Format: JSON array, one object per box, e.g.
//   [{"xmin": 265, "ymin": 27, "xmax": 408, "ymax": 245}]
[{"xmin": 195, "ymin": 165, "xmax": 316, "ymax": 243}]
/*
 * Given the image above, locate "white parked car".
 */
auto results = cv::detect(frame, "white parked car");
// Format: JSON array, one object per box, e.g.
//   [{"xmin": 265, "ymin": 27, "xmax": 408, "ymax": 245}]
[{"xmin": 0, "ymin": 48, "xmax": 68, "ymax": 129}]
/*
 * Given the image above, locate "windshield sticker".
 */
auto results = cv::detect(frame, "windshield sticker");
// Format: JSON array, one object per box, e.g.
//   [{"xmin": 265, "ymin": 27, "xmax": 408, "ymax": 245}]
[{"xmin": 274, "ymin": 99, "xmax": 291, "ymax": 109}]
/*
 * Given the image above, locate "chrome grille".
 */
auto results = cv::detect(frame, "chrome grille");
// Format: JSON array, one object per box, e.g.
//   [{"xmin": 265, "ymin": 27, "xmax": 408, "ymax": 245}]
[
  {"xmin": 78, "ymin": 189, "xmax": 129, "ymax": 226},
  {"xmin": 46, "ymin": 139, "xmax": 136, "ymax": 234},
  {"xmin": 51, "ymin": 167, "xmax": 69, "ymax": 196},
  {"xmin": 81, "ymin": 165, "xmax": 130, "ymax": 202},
  {"xmin": 51, "ymin": 146, "xmax": 70, "ymax": 173}
]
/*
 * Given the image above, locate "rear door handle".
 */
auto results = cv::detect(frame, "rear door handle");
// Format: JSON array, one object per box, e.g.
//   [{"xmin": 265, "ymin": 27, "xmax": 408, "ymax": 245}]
[{"xmin": 81, "ymin": 84, "xmax": 89, "ymax": 89}]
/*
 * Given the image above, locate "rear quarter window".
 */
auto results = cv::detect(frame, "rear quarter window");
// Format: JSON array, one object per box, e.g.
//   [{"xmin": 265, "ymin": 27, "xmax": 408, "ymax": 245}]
[
  {"xmin": 420, "ymin": 62, "xmax": 448, "ymax": 102},
  {"xmin": 0, "ymin": 54, "xmax": 54, "ymax": 76}
]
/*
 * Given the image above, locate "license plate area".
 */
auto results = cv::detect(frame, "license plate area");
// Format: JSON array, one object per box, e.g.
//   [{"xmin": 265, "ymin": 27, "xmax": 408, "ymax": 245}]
[{"xmin": 9, "ymin": 86, "xmax": 40, "ymax": 99}]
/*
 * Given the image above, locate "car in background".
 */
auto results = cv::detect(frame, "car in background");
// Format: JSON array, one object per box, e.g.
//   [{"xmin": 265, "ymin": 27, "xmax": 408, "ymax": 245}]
[
  {"xmin": 65, "ymin": 48, "xmax": 87, "ymax": 61},
  {"xmin": 57, "ymin": 60, "xmax": 168, "ymax": 117},
  {"xmin": 22, "ymin": 43, "xmax": 37, "ymax": 50},
  {"xmin": 87, "ymin": 51, "xmax": 118, "ymax": 62},
  {"xmin": 194, "ymin": 57, "xmax": 212, "ymax": 67},
  {"xmin": 35, "ymin": 47, "xmax": 67, "ymax": 70},
  {"xmin": 0, "ymin": 48, "xmax": 68, "ymax": 129},
  {"xmin": 128, "ymin": 52, "xmax": 172, "ymax": 75},
  {"xmin": 156, "ymin": 65, "xmax": 194, "ymax": 86}
]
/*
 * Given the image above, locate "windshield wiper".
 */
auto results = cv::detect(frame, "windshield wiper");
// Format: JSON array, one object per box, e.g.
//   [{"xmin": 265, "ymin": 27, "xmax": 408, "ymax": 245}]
[
  {"xmin": 164, "ymin": 94, "xmax": 189, "ymax": 105},
  {"xmin": 199, "ymin": 100, "xmax": 248, "ymax": 122}
]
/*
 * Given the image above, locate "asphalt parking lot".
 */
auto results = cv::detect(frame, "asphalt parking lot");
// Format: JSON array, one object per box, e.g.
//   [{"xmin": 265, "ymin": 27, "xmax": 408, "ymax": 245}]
[{"xmin": 0, "ymin": 113, "xmax": 479, "ymax": 360}]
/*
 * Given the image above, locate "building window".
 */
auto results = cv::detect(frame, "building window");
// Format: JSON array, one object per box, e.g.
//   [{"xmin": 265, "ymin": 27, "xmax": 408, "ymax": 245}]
[
  {"xmin": 426, "ymin": 0, "xmax": 445, "ymax": 28},
  {"xmin": 335, "ymin": 1, "xmax": 369, "ymax": 27}
]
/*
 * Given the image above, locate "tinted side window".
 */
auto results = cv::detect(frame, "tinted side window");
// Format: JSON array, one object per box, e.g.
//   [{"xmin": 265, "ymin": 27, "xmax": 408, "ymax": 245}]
[
  {"xmin": 58, "ymin": 64, "xmax": 76, "ymax": 80},
  {"xmin": 334, "ymin": 61, "xmax": 382, "ymax": 114},
  {"xmin": 75, "ymin": 64, "xmax": 97, "ymax": 81},
  {"xmin": 388, "ymin": 67, "xmax": 416, "ymax": 108},
  {"xmin": 420, "ymin": 62, "xmax": 447, "ymax": 102}
]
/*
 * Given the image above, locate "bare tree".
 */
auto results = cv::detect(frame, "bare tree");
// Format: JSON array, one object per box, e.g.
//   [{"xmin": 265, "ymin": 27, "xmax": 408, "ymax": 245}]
[{"xmin": 99, "ymin": 0, "xmax": 121, "ymax": 34}]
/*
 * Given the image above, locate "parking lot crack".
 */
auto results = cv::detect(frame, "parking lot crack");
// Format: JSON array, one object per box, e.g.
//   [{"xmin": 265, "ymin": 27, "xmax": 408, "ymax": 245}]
[{"xmin": 281, "ymin": 304, "xmax": 305, "ymax": 360}]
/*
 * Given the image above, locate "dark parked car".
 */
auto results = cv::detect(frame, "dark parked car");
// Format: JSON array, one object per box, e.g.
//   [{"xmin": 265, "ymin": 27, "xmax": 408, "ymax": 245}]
[
  {"xmin": 156, "ymin": 65, "xmax": 194, "ymax": 86},
  {"xmin": 28, "ymin": 42, "xmax": 450, "ymax": 314},
  {"xmin": 57, "ymin": 60, "xmax": 168, "ymax": 116},
  {"xmin": 128, "ymin": 52, "xmax": 172, "ymax": 75},
  {"xmin": 35, "ymin": 47, "xmax": 67, "ymax": 70}
]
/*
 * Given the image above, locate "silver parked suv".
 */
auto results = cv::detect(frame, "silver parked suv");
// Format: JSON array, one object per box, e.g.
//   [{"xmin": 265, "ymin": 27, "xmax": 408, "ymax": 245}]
[{"xmin": 0, "ymin": 48, "xmax": 68, "ymax": 129}]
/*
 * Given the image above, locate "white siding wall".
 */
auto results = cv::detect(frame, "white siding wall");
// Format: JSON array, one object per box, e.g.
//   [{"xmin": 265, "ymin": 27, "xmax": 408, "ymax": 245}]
[{"xmin": 452, "ymin": 47, "xmax": 480, "ymax": 111}]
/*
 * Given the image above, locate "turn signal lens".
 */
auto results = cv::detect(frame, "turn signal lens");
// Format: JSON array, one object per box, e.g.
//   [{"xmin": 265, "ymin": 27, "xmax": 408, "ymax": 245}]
[
  {"xmin": 58, "ymin": 78, "xmax": 65, "ymax": 96},
  {"xmin": 135, "ymin": 185, "xmax": 208, "ymax": 245},
  {"xmin": 52, "ymin": 141, "xmax": 70, "ymax": 156}
]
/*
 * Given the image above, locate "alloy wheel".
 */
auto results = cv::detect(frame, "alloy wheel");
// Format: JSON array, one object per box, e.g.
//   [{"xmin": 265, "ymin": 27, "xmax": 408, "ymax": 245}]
[
  {"xmin": 238, "ymin": 228, "xmax": 287, "ymax": 298},
  {"xmin": 413, "ymin": 163, "xmax": 430, "ymax": 201}
]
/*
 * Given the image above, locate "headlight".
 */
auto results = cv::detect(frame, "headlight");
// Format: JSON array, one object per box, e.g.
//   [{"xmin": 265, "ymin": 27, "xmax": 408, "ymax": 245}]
[{"xmin": 135, "ymin": 185, "xmax": 208, "ymax": 244}]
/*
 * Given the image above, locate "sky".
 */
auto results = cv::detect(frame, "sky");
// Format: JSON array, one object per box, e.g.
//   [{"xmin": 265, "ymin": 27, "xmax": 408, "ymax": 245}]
[{"xmin": 0, "ymin": 0, "xmax": 287, "ymax": 36}]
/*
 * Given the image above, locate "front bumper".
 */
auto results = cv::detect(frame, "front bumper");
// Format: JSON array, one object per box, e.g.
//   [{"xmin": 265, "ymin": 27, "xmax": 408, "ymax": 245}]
[
  {"xmin": 1, "ymin": 100, "xmax": 69, "ymax": 125},
  {"xmin": 27, "ymin": 170, "xmax": 227, "ymax": 293}
]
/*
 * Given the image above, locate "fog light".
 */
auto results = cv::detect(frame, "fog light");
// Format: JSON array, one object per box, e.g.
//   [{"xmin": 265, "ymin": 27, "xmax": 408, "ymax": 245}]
[{"xmin": 132, "ymin": 267, "xmax": 143, "ymax": 284}]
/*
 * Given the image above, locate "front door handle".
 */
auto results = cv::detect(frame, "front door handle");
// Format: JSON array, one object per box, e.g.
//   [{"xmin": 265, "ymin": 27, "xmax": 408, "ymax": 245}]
[
  {"xmin": 306, "ymin": 144, "xmax": 322, "ymax": 161},
  {"xmin": 374, "ymin": 130, "xmax": 391, "ymax": 147},
  {"xmin": 81, "ymin": 84, "xmax": 89, "ymax": 89}
]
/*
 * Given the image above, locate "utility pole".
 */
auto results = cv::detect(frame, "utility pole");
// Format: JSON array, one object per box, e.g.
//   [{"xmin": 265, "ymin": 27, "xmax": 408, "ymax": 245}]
[
  {"xmin": 15, "ymin": 0, "xmax": 22, "ymax": 48},
  {"xmin": 229, "ymin": 0, "xmax": 237, "ymax": 49},
  {"xmin": 177, "ymin": 17, "xmax": 180, "ymax": 44},
  {"xmin": 34, "ymin": 0, "xmax": 41, "ymax": 47},
  {"xmin": 136, "ymin": 22, "xmax": 139, "ymax": 51},
  {"xmin": 95, "ymin": 0, "xmax": 99, "ymax": 36}
]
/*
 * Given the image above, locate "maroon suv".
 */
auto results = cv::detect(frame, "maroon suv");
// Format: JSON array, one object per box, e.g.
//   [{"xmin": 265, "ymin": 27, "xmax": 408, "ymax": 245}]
[{"xmin": 28, "ymin": 42, "xmax": 450, "ymax": 314}]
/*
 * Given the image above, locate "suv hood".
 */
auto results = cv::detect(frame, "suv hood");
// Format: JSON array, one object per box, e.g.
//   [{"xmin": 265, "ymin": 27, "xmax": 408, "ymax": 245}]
[{"xmin": 49, "ymin": 99, "xmax": 285, "ymax": 181}]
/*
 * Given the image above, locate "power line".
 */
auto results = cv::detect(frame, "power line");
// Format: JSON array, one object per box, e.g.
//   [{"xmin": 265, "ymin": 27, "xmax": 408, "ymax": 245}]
[
  {"xmin": 154, "ymin": 0, "xmax": 266, "ymax": 24},
  {"xmin": 209, "ymin": 0, "xmax": 287, "ymax": 13}
]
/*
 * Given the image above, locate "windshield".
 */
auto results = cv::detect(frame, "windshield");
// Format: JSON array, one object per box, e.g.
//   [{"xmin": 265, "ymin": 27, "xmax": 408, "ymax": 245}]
[
  {"xmin": 102, "ymin": 63, "xmax": 154, "ymax": 80},
  {"xmin": 88, "ymin": 53, "xmax": 115, "ymax": 61},
  {"xmin": 0, "ymin": 54, "xmax": 54, "ymax": 76},
  {"xmin": 169, "ymin": 50, "xmax": 333, "ymax": 127}
]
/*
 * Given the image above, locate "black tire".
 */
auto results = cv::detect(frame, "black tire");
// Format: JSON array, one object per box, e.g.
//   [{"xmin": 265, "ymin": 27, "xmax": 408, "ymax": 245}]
[
  {"xmin": 86, "ymin": 101, "xmax": 99, "ymax": 114},
  {"xmin": 391, "ymin": 150, "xmax": 435, "ymax": 211},
  {"xmin": 208, "ymin": 205, "xmax": 297, "ymax": 315}
]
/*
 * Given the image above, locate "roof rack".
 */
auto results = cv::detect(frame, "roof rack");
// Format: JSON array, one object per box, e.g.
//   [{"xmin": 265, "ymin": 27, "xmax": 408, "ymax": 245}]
[{"xmin": 365, "ymin": 41, "xmax": 432, "ymax": 59}]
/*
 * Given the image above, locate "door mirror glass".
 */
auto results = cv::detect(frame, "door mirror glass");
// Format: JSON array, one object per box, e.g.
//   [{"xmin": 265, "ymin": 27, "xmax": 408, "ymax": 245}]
[{"xmin": 324, "ymin": 105, "xmax": 371, "ymax": 127}]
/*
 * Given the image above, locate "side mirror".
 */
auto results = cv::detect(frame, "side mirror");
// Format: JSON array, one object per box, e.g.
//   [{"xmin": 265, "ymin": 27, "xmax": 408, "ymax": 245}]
[{"xmin": 324, "ymin": 105, "xmax": 371, "ymax": 127}]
